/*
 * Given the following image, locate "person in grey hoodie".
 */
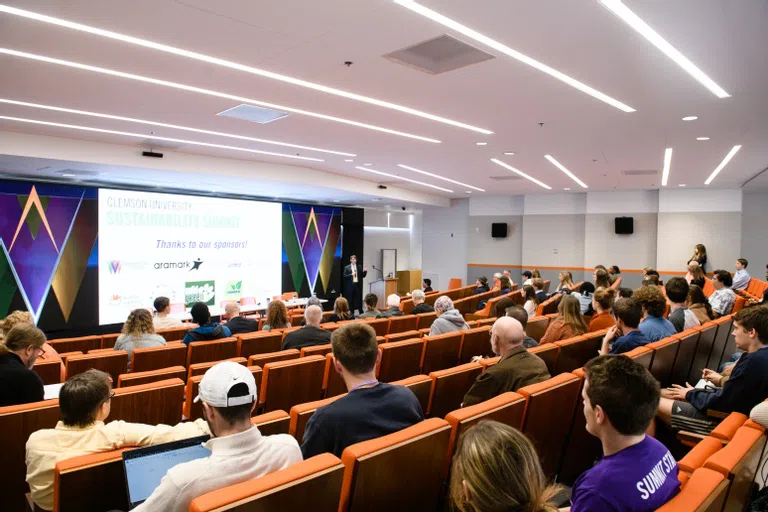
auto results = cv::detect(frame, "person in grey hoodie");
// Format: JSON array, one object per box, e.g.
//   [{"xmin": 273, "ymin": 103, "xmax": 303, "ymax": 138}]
[{"xmin": 429, "ymin": 296, "xmax": 469, "ymax": 336}]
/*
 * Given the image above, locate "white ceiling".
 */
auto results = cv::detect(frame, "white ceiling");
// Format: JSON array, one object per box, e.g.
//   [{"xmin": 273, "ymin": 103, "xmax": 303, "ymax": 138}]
[{"xmin": 0, "ymin": 0, "xmax": 766, "ymax": 204}]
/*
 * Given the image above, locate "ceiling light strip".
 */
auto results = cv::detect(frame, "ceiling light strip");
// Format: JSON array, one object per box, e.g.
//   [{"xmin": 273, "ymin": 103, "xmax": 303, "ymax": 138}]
[
  {"xmin": 0, "ymin": 115, "xmax": 325, "ymax": 161},
  {"xmin": 704, "ymin": 145, "xmax": 742, "ymax": 185},
  {"xmin": 0, "ymin": 48, "xmax": 441, "ymax": 144},
  {"xmin": 0, "ymin": 4, "xmax": 492, "ymax": 135},
  {"xmin": 0, "ymin": 98, "xmax": 356, "ymax": 156},
  {"xmin": 397, "ymin": 164, "xmax": 485, "ymax": 191},
  {"xmin": 661, "ymin": 148, "xmax": 672, "ymax": 186},
  {"xmin": 544, "ymin": 155, "xmax": 588, "ymax": 188},
  {"xmin": 490, "ymin": 158, "xmax": 551, "ymax": 190},
  {"xmin": 599, "ymin": 0, "xmax": 729, "ymax": 98},
  {"xmin": 354, "ymin": 166, "xmax": 453, "ymax": 193},
  {"xmin": 393, "ymin": 0, "xmax": 635, "ymax": 112}
]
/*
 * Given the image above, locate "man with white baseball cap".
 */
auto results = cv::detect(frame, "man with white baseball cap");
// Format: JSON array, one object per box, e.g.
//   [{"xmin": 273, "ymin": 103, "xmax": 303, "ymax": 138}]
[{"xmin": 134, "ymin": 361, "xmax": 301, "ymax": 512}]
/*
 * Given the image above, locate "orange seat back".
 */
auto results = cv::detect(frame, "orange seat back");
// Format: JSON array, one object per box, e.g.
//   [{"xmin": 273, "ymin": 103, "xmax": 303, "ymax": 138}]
[
  {"xmin": 420, "ymin": 332, "xmax": 463, "ymax": 375},
  {"xmin": 54, "ymin": 449, "xmax": 129, "ymax": 512},
  {"xmin": 624, "ymin": 345, "xmax": 654, "ymax": 370},
  {"xmin": 117, "ymin": 366, "xmax": 186, "ymax": 387},
  {"xmin": 426, "ymin": 362, "xmax": 483, "ymax": 417},
  {"xmin": 323, "ymin": 354, "xmax": 348, "ymax": 399},
  {"xmin": 300, "ymin": 343, "xmax": 333, "ymax": 358},
  {"xmin": 390, "ymin": 375, "xmax": 432, "ymax": 414},
  {"xmin": 33, "ymin": 358, "xmax": 63, "ymax": 385},
  {"xmin": 237, "ymin": 331, "xmax": 283, "ymax": 359},
  {"xmin": 65, "ymin": 351, "xmax": 128, "ymax": 384},
  {"xmin": 648, "ymin": 337, "xmax": 680, "ymax": 386},
  {"xmin": 248, "ymin": 349, "xmax": 299, "ymax": 369},
  {"xmin": 377, "ymin": 338, "xmax": 424, "ymax": 383},
  {"xmin": 385, "ymin": 330, "xmax": 422, "ymax": 344},
  {"xmin": 260, "ymin": 356, "xmax": 326, "ymax": 413},
  {"xmin": 250, "ymin": 410, "xmax": 290, "ymax": 436},
  {"xmin": 111, "ymin": 378, "xmax": 185, "ymax": 425},
  {"xmin": 49, "ymin": 335, "xmax": 101, "ymax": 354},
  {"xmin": 416, "ymin": 312, "xmax": 438, "ymax": 330},
  {"xmin": 186, "ymin": 337, "xmax": 239, "ymax": 367},
  {"xmin": 387, "ymin": 315, "xmax": 419, "ymax": 335},
  {"xmin": 671, "ymin": 329, "xmax": 701, "ymax": 385},
  {"xmin": 131, "ymin": 343, "xmax": 187, "ymax": 373},
  {"xmin": 525, "ymin": 316, "xmax": 550, "ymax": 342},
  {"xmin": 448, "ymin": 278, "xmax": 462, "ymax": 290},
  {"xmin": 656, "ymin": 467, "xmax": 728, "ymax": 511},
  {"xmin": 188, "ymin": 357, "xmax": 247, "ymax": 380},
  {"xmin": 458, "ymin": 326, "xmax": 493, "ymax": 364},
  {"xmin": 289, "ymin": 394, "xmax": 346, "ymax": 444},
  {"xmin": 528, "ymin": 343, "xmax": 559, "ymax": 376}
]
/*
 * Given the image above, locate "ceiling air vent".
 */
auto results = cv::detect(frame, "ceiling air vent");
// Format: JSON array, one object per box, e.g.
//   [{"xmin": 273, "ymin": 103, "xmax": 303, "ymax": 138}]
[
  {"xmin": 622, "ymin": 169, "xmax": 658, "ymax": 176},
  {"xmin": 217, "ymin": 104, "xmax": 289, "ymax": 124},
  {"xmin": 489, "ymin": 175, "xmax": 522, "ymax": 181},
  {"xmin": 384, "ymin": 34, "xmax": 495, "ymax": 75},
  {"xmin": 139, "ymin": 139, "xmax": 187, "ymax": 150}
]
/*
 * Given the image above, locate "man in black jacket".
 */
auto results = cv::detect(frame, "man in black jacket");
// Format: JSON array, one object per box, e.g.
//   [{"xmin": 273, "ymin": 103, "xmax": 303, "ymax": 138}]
[
  {"xmin": 657, "ymin": 306, "xmax": 768, "ymax": 434},
  {"xmin": 342, "ymin": 255, "xmax": 367, "ymax": 314},
  {"xmin": 0, "ymin": 324, "xmax": 46, "ymax": 406},
  {"xmin": 282, "ymin": 305, "xmax": 331, "ymax": 350},
  {"xmin": 223, "ymin": 303, "xmax": 259, "ymax": 335},
  {"xmin": 411, "ymin": 290, "xmax": 434, "ymax": 315}
]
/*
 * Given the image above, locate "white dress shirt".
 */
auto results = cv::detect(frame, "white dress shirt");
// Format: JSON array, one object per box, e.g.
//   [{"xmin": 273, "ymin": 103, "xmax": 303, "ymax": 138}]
[{"xmin": 732, "ymin": 269, "xmax": 751, "ymax": 291}]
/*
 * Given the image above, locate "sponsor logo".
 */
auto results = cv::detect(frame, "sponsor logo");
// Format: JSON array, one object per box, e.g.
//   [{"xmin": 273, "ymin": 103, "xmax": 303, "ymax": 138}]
[
  {"xmin": 224, "ymin": 280, "xmax": 242, "ymax": 300},
  {"xmin": 190, "ymin": 258, "xmax": 204, "ymax": 271},
  {"xmin": 109, "ymin": 260, "xmax": 122, "ymax": 274},
  {"xmin": 105, "ymin": 260, "xmax": 148, "ymax": 273},
  {"xmin": 153, "ymin": 258, "xmax": 204, "ymax": 271},
  {"xmin": 227, "ymin": 262, "xmax": 243, "ymax": 268},
  {"xmin": 108, "ymin": 293, "xmax": 143, "ymax": 308},
  {"xmin": 185, "ymin": 280, "xmax": 215, "ymax": 306}
]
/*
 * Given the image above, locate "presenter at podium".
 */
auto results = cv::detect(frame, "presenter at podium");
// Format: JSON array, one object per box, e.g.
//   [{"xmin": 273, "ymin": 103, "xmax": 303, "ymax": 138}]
[{"xmin": 343, "ymin": 255, "xmax": 367, "ymax": 314}]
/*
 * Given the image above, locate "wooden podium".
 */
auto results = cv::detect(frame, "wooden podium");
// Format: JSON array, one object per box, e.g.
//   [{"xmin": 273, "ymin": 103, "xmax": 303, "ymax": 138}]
[
  {"xmin": 396, "ymin": 269, "xmax": 423, "ymax": 295},
  {"xmin": 370, "ymin": 279, "xmax": 398, "ymax": 309}
]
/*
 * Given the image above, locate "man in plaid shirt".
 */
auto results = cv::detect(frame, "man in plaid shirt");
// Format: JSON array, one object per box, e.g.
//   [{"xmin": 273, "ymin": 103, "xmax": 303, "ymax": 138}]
[{"xmin": 709, "ymin": 269, "xmax": 736, "ymax": 318}]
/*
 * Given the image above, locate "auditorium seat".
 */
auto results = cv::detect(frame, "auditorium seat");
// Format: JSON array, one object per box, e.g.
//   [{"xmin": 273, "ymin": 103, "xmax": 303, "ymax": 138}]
[
  {"xmin": 689, "ymin": 323, "xmax": 718, "ymax": 384},
  {"xmin": 33, "ymin": 358, "xmax": 63, "ymax": 385},
  {"xmin": 290, "ymin": 315, "xmax": 304, "ymax": 327},
  {"xmin": 480, "ymin": 355, "xmax": 501, "ymax": 371},
  {"xmin": 624, "ymin": 345, "xmax": 654, "ymax": 370},
  {"xmin": 289, "ymin": 394, "xmax": 345, "ymax": 444},
  {"xmin": 710, "ymin": 412, "xmax": 748, "ymax": 443},
  {"xmin": 458, "ymin": 326, "xmax": 492, "ymax": 364},
  {"xmin": 647, "ymin": 337, "xmax": 680, "ymax": 386},
  {"xmin": 552, "ymin": 335, "xmax": 591, "ymax": 374},
  {"xmin": 1, "ymin": 399, "xmax": 61, "ymax": 512},
  {"xmin": 248, "ymin": 349, "xmax": 299, "ymax": 368},
  {"xmin": 528, "ymin": 343, "xmax": 559, "ymax": 376},
  {"xmin": 517, "ymin": 373, "xmax": 581, "ymax": 478},
  {"xmin": 156, "ymin": 325, "xmax": 192, "ymax": 342},
  {"xmin": 260, "ymin": 355, "xmax": 326, "ymax": 413},
  {"xmin": 656, "ymin": 467, "xmax": 728, "ymax": 512},
  {"xmin": 189, "ymin": 453, "xmax": 345, "ymax": 512},
  {"xmin": 707, "ymin": 315, "xmax": 734, "ymax": 371},
  {"xmin": 186, "ymin": 337, "xmax": 239, "ymax": 367},
  {"xmin": 188, "ymin": 357, "xmax": 247, "ymax": 380},
  {"xmin": 49, "ymin": 335, "xmax": 101, "ymax": 354},
  {"xmin": 703, "ymin": 277, "xmax": 715, "ymax": 298},
  {"xmin": 237, "ymin": 331, "xmax": 283, "ymax": 359},
  {"xmin": 130, "ymin": 343, "xmax": 187, "ymax": 373},
  {"xmin": 732, "ymin": 295, "xmax": 746, "ymax": 314},
  {"xmin": 251, "ymin": 410, "xmax": 290, "ymax": 436},
  {"xmin": 415, "ymin": 312, "xmax": 437, "ymax": 330},
  {"xmin": 322, "ymin": 354, "xmax": 347, "ymax": 399},
  {"xmin": 387, "ymin": 314, "xmax": 418, "ymax": 335},
  {"xmin": 300, "ymin": 343, "xmax": 333, "ymax": 358},
  {"xmin": 366, "ymin": 318, "xmax": 389, "ymax": 337},
  {"xmin": 385, "ymin": 330, "xmax": 421, "ymax": 343},
  {"xmin": 671, "ymin": 329, "xmax": 701, "ymax": 386},
  {"xmin": 703, "ymin": 426, "xmax": 766, "ymax": 511},
  {"xmin": 420, "ymin": 332, "xmax": 462, "ymax": 375},
  {"xmin": 536, "ymin": 294, "xmax": 561, "ymax": 316},
  {"xmin": 426, "ymin": 362, "xmax": 482, "ymax": 417},
  {"xmin": 390, "ymin": 375, "xmax": 432, "ymax": 414},
  {"xmin": 65, "ymin": 350, "xmax": 128, "ymax": 384},
  {"xmin": 53, "ymin": 448, "xmax": 129, "ymax": 512},
  {"xmin": 376, "ymin": 338, "xmax": 424, "ymax": 383},
  {"xmin": 678, "ymin": 436, "xmax": 724, "ymax": 474},
  {"xmin": 100, "ymin": 333, "xmax": 120, "ymax": 349},
  {"xmin": 185, "ymin": 366, "xmax": 262, "ymax": 420},
  {"xmin": 477, "ymin": 317, "xmax": 497, "ymax": 327},
  {"xmin": 525, "ymin": 316, "xmax": 550, "ymax": 342},
  {"xmin": 117, "ymin": 365, "xmax": 186, "ymax": 387},
  {"xmin": 111, "ymin": 378, "xmax": 184, "ymax": 425},
  {"xmin": 557, "ymin": 368, "xmax": 603, "ymax": 486},
  {"xmin": 448, "ymin": 278, "xmax": 462, "ymax": 290},
  {"xmin": 338, "ymin": 418, "xmax": 451, "ymax": 511}
]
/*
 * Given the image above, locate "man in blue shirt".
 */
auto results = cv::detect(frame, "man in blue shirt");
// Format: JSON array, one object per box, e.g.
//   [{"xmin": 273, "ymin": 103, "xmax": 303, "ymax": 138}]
[
  {"xmin": 633, "ymin": 285, "xmax": 676, "ymax": 342},
  {"xmin": 600, "ymin": 298, "xmax": 648, "ymax": 355},
  {"xmin": 732, "ymin": 258, "xmax": 751, "ymax": 291},
  {"xmin": 182, "ymin": 302, "xmax": 232, "ymax": 345}
]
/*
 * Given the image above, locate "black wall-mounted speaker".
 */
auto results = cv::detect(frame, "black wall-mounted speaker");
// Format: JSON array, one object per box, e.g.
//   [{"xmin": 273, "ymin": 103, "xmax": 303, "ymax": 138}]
[
  {"xmin": 491, "ymin": 223, "xmax": 508, "ymax": 238},
  {"xmin": 615, "ymin": 217, "xmax": 634, "ymax": 235}
]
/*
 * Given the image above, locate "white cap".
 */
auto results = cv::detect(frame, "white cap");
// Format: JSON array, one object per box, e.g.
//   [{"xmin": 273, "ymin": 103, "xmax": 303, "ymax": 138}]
[{"xmin": 194, "ymin": 361, "xmax": 257, "ymax": 408}]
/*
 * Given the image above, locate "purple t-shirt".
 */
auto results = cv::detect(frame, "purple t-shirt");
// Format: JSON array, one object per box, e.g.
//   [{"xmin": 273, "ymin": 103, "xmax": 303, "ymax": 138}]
[{"xmin": 571, "ymin": 435, "xmax": 679, "ymax": 512}]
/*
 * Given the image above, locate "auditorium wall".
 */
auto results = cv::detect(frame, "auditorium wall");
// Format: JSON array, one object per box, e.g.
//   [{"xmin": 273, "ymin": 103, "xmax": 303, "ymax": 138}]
[
  {"xmin": 739, "ymin": 191, "xmax": 768, "ymax": 277},
  {"xmin": 362, "ymin": 210, "xmax": 414, "ymax": 298}
]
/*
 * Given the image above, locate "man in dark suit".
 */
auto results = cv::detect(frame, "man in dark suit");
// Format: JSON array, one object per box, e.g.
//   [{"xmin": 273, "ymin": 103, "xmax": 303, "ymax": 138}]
[
  {"xmin": 462, "ymin": 317, "xmax": 550, "ymax": 407},
  {"xmin": 282, "ymin": 305, "xmax": 331, "ymax": 350},
  {"xmin": 342, "ymin": 255, "xmax": 367, "ymax": 313},
  {"xmin": 223, "ymin": 303, "xmax": 258, "ymax": 335}
]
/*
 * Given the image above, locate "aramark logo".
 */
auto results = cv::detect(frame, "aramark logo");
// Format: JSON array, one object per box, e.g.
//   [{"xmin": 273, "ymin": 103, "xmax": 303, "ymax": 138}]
[{"xmin": 154, "ymin": 259, "xmax": 203, "ymax": 271}]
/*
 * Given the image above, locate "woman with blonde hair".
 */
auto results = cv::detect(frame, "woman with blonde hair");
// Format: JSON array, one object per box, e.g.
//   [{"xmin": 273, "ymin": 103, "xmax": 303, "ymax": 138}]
[
  {"xmin": 531, "ymin": 269, "xmax": 542, "ymax": 279},
  {"xmin": 262, "ymin": 300, "xmax": 291, "ymax": 331},
  {"xmin": 0, "ymin": 323, "xmax": 47, "ymax": 406},
  {"xmin": 450, "ymin": 420, "xmax": 560, "ymax": 512},
  {"xmin": 686, "ymin": 263, "xmax": 705, "ymax": 288},
  {"xmin": 115, "ymin": 309, "xmax": 166, "ymax": 369},
  {"xmin": 328, "ymin": 297, "xmax": 352, "ymax": 322},
  {"xmin": 522, "ymin": 285, "xmax": 539, "ymax": 318},
  {"xmin": 556, "ymin": 271, "xmax": 575, "ymax": 292},
  {"xmin": 589, "ymin": 288, "xmax": 617, "ymax": 332},
  {"xmin": 540, "ymin": 295, "xmax": 588, "ymax": 344},
  {"xmin": 688, "ymin": 244, "xmax": 707, "ymax": 272},
  {"xmin": 594, "ymin": 269, "xmax": 611, "ymax": 289}
]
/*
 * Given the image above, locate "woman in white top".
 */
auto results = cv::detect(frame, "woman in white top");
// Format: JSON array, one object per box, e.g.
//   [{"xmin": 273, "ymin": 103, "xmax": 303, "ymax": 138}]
[
  {"xmin": 556, "ymin": 271, "xmax": 575, "ymax": 292},
  {"xmin": 522, "ymin": 285, "xmax": 539, "ymax": 318},
  {"xmin": 115, "ymin": 309, "xmax": 166, "ymax": 370}
]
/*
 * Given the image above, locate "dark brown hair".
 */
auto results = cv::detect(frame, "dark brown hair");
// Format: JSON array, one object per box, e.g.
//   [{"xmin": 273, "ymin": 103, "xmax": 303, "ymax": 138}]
[
  {"xmin": 734, "ymin": 306, "xmax": 768, "ymax": 345},
  {"xmin": 265, "ymin": 300, "xmax": 289, "ymax": 329},
  {"xmin": 714, "ymin": 269, "xmax": 733, "ymax": 287},
  {"xmin": 333, "ymin": 297, "xmax": 352, "ymax": 320},
  {"xmin": 594, "ymin": 269, "xmax": 611, "ymax": 289},
  {"xmin": 665, "ymin": 277, "xmax": 689, "ymax": 304},
  {"xmin": 612, "ymin": 298, "xmax": 643, "ymax": 328},
  {"xmin": 60, "ymin": 369, "xmax": 112, "ymax": 427},
  {"xmin": 632, "ymin": 285, "xmax": 667, "ymax": 317},
  {"xmin": 364, "ymin": 293, "xmax": 379, "ymax": 310},
  {"xmin": 687, "ymin": 285, "xmax": 713, "ymax": 320},
  {"xmin": 331, "ymin": 322, "xmax": 378, "ymax": 375}
]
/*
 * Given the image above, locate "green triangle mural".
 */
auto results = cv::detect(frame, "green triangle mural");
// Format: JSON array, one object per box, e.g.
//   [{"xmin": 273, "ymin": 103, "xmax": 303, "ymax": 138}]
[
  {"xmin": 282, "ymin": 210, "xmax": 307, "ymax": 293},
  {"xmin": 0, "ymin": 248, "xmax": 20, "ymax": 316}
]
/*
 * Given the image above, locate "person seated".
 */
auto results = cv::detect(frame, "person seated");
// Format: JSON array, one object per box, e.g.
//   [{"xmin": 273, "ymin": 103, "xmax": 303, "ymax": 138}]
[
  {"xmin": 411, "ymin": 289, "xmax": 434, "ymax": 314},
  {"xmin": 685, "ymin": 262, "xmax": 706, "ymax": 288},
  {"xmin": 658, "ymin": 306, "xmax": 768, "ymax": 435},
  {"xmin": 281, "ymin": 305, "xmax": 331, "ymax": 350},
  {"xmin": 301, "ymin": 323, "xmax": 423, "ymax": 458},
  {"xmin": 0, "ymin": 324, "xmax": 46, "ymax": 406},
  {"xmin": 593, "ymin": 268, "xmax": 611, "ymax": 290},
  {"xmin": 327, "ymin": 297, "xmax": 353, "ymax": 322},
  {"xmin": 224, "ymin": 303, "xmax": 258, "ymax": 334},
  {"xmin": 569, "ymin": 356, "xmax": 678, "ymax": 511},
  {"xmin": 521, "ymin": 270, "xmax": 534, "ymax": 287},
  {"xmin": 532, "ymin": 278, "xmax": 548, "ymax": 303},
  {"xmin": 609, "ymin": 265, "xmax": 621, "ymax": 278},
  {"xmin": 182, "ymin": 303, "xmax": 232, "ymax": 345},
  {"xmin": 573, "ymin": 282, "xmax": 595, "ymax": 315},
  {"xmin": 687, "ymin": 284, "xmax": 713, "ymax": 325},
  {"xmin": 261, "ymin": 300, "xmax": 291, "ymax": 331},
  {"xmin": 429, "ymin": 296, "xmax": 469, "ymax": 335},
  {"xmin": 473, "ymin": 276, "xmax": 490, "ymax": 295},
  {"xmin": 540, "ymin": 295, "xmax": 588, "ymax": 344},
  {"xmin": 134, "ymin": 362, "xmax": 301, "ymax": 512},
  {"xmin": 463, "ymin": 317, "xmax": 550, "ymax": 407},
  {"xmin": 556, "ymin": 271, "xmax": 575, "ymax": 292},
  {"xmin": 618, "ymin": 287, "xmax": 633, "ymax": 299},
  {"xmin": 589, "ymin": 288, "xmax": 616, "ymax": 332},
  {"xmin": 522, "ymin": 285, "xmax": 539, "ymax": 318},
  {"xmin": 0, "ymin": 310, "xmax": 61, "ymax": 368},
  {"xmin": 498, "ymin": 276, "xmax": 513, "ymax": 295},
  {"xmin": 422, "ymin": 278, "xmax": 433, "ymax": 293},
  {"xmin": 665, "ymin": 278, "xmax": 700, "ymax": 333},
  {"xmin": 26, "ymin": 369, "xmax": 210, "ymax": 511},
  {"xmin": 492, "ymin": 272, "xmax": 503, "ymax": 290},
  {"xmin": 505, "ymin": 305, "xmax": 539, "ymax": 349},
  {"xmin": 709, "ymin": 269, "xmax": 736, "ymax": 318},
  {"xmin": 732, "ymin": 258, "xmax": 751, "ymax": 291},
  {"xmin": 115, "ymin": 309, "xmax": 166, "ymax": 370},
  {"xmin": 357, "ymin": 293, "xmax": 380, "ymax": 319},
  {"xmin": 750, "ymin": 400, "xmax": 768, "ymax": 428},
  {"xmin": 633, "ymin": 285, "xmax": 676, "ymax": 342},
  {"xmin": 376, "ymin": 294, "xmax": 405, "ymax": 318},
  {"xmin": 449, "ymin": 420, "xmax": 560, "ymax": 512},
  {"xmin": 599, "ymin": 298, "xmax": 648, "ymax": 355},
  {"xmin": 152, "ymin": 296, "xmax": 184, "ymax": 330}
]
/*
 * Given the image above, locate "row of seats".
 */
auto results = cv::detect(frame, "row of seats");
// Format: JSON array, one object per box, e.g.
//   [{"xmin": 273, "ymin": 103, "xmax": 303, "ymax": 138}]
[{"xmin": 736, "ymin": 276, "xmax": 768, "ymax": 302}]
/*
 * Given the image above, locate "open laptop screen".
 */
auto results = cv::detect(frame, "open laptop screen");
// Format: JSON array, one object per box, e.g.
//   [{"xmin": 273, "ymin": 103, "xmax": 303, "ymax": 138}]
[{"xmin": 123, "ymin": 435, "xmax": 211, "ymax": 508}]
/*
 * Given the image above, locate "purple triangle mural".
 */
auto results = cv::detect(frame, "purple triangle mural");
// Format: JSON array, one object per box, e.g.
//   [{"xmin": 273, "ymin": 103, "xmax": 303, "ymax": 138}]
[{"xmin": 292, "ymin": 207, "xmax": 331, "ymax": 291}]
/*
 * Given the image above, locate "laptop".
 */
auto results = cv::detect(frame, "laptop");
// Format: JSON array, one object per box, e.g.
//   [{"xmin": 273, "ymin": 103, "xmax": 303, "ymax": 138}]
[{"xmin": 123, "ymin": 435, "xmax": 211, "ymax": 509}]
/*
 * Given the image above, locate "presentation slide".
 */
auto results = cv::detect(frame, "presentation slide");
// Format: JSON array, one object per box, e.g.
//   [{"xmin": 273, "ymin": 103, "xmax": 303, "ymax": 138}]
[{"xmin": 98, "ymin": 189, "xmax": 282, "ymax": 325}]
